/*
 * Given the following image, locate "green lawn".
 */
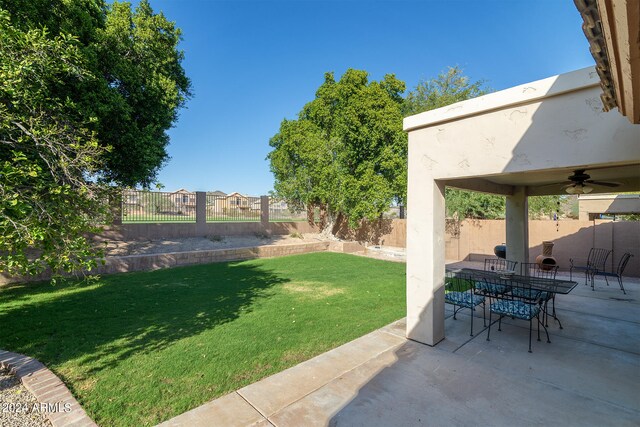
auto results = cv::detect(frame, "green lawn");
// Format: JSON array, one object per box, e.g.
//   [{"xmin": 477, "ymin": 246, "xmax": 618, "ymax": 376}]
[{"xmin": 0, "ymin": 252, "xmax": 405, "ymax": 426}]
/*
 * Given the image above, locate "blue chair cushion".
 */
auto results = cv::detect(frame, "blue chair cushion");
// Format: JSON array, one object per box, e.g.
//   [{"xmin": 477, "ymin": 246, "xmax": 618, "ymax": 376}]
[
  {"xmin": 475, "ymin": 281, "xmax": 510, "ymax": 295},
  {"xmin": 445, "ymin": 291, "xmax": 485, "ymax": 308},
  {"xmin": 511, "ymin": 288, "xmax": 548, "ymax": 301},
  {"xmin": 490, "ymin": 300, "xmax": 540, "ymax": 320}
]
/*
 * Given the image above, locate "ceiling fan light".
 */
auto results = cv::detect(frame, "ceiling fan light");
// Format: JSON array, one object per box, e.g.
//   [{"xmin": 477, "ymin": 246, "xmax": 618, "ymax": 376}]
[
  {"xmin": 565, "ymin": 185, "xmax": 578, "ymax": 195},
  {"xmin": 582, "ymin": 184, "xmax": 594, "ymax": 194}
]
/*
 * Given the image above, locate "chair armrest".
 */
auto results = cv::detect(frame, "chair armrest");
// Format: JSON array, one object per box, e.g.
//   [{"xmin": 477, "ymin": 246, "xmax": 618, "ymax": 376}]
[{"xmin": 569, "ymin": 258, "xmax": 589, "ymax": 268}]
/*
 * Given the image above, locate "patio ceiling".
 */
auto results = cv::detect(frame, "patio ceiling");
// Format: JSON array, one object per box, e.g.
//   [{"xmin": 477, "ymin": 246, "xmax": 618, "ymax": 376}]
[{"xmin": 445, "ymin": 163, "xmax": 640, "ymax": 196}]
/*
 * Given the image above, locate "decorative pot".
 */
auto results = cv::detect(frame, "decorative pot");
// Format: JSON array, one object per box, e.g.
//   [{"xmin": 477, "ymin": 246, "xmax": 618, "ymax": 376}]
[
  {"xmin": 536, "ymin": 241, "xmax": 557, "ymax": 270},
  {"xmin": 494, "ymin": 244, "xmax": 506, "ymax": 259}
]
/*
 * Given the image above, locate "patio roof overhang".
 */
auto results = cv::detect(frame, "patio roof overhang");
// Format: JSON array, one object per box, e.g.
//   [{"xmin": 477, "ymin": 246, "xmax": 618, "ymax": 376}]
[
  {"xmin": 402, "ymin": 66, "xmax": 640, "ymax": 346},
  {"xmin": 574, "ymin": 0, "xmax": 640, "ymax": 124}
]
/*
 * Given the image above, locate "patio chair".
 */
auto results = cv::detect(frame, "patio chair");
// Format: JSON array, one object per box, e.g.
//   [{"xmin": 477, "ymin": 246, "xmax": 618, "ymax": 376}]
[
  {"xmin": 592, "ymin": 253, "xmax": 633, "ymax": 294},
  {"xmin": 445, "ymin": 272, "xmax": 486, "ymax": 337},
  {"xmin": 484, "ymin": 258, "xmax": 518, "ymax": 272},
  {"xmin": 476, "ymin": 258, "xmax": 517, "ymax": 298},
  {"xmin": 569, "ymin": 248, "xmax": 612, "ymax": 286},
  {"xmin": 519, "ymin": 263, "xmax": 562, "ymax": 328},
  {"xmin": 485, "ymin": 276, "xmax": 550, "ymax": 353}
]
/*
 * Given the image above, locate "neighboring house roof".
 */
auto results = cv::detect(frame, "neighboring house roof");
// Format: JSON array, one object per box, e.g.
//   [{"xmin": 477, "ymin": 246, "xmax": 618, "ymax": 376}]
[
  {"xmin": 225, "ymin": 192, "xmax": 248, "ymax": 199},
  {"xmin": 171, "ymin": 188, "xmax": 194, "ymax": 194},
  {"xmin": 208, "ymin": 190, "xmax": 226, "ymax": 196}
]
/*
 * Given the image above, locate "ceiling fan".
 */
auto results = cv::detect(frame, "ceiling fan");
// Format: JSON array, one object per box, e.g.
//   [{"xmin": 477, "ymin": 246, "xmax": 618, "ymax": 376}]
[{"xmin": 560, "ymin": 169, "xmax": 621, "ymax": 194}]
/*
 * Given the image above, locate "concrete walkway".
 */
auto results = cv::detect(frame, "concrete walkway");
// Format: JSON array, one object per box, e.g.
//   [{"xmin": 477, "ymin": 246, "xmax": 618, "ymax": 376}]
[{"xmin": 159, "ymin": 274, "xmax": 640, "ymax": 427}]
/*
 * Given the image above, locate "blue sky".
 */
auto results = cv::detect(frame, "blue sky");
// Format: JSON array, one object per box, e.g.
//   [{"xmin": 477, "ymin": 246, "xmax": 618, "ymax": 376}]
[{"xmin": 138, "ymin": 0, "xmax": 594, "ymax": 195}]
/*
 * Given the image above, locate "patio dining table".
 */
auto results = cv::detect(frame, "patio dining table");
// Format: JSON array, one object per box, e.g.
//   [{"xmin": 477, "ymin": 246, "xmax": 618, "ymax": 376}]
[{"xmin": 445, "ymin": 267, "xmax": 579, "ymax": 295}]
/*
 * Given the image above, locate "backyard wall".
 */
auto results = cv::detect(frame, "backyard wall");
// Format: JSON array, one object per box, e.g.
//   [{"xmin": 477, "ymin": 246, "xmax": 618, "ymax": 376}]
[
  {"xmin": 101, "ymin": 221, "xmax": 318, "ymax": 241},
  {"xmin": 366, "ymin": 218, "xmax": 640, "ymax": 277},
  {"xmin": 0, "ymin": 240, "xmax": 365, "ymax": 285}
]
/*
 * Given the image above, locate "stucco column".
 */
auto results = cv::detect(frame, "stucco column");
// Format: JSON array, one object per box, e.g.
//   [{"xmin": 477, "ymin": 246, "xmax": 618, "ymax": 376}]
[
  {"xmin": 406, "ymin": 177, "xmax": 446, "ymax": 346},
  {"xmin": 505, "ymin": 186, "xmax": 529, "ymax": 265}
]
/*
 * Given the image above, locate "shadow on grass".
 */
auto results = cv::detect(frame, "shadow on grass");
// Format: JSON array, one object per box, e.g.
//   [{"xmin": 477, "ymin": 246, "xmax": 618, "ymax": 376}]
[{"xmin": 0, "ymin": 261, "xmax": 286, "ymax": 376}]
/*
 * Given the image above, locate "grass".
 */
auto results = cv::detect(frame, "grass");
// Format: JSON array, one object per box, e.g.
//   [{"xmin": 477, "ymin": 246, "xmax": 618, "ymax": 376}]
[{"xmin": 0, "ymin": 252, "xmax": 405, "ymax": 426}]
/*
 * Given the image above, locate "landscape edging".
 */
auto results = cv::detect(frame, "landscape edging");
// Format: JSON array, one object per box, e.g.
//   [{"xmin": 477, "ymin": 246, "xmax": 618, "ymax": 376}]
[{"xmin": 0, "ymin": 350, "xmax": 97, "ymax": 427}]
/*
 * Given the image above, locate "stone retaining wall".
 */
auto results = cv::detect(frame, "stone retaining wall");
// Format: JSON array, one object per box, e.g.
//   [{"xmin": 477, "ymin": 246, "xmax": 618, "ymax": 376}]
[
  {"xmin": 94, "ymin": 241, "xmax": 333, "ymax": 275},
  {"xmin": 1, "ymin": 241, "xmax": 366, "ymax": 285}
]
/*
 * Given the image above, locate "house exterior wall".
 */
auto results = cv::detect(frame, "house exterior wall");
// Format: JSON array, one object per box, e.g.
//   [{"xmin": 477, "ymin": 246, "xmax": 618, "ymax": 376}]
[{"xmin": 578, "ymin": 194, "xmax": 640, "ymax": 220}]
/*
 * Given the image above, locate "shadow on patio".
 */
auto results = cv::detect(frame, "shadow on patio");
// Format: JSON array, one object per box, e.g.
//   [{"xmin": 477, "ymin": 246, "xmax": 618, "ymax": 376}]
[{"xmin": 263, "ymin": 271, "xmax": 639, "ymax": 426}]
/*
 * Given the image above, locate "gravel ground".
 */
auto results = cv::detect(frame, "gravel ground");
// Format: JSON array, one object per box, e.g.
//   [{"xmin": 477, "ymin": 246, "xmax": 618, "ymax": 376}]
[
  {"xmin": 0, "ymin": 366, "xmax": 49, "ymax": 427},
  {"xmin": 101, "ymin": 233, "xmax": 330, "ymax": 256}
]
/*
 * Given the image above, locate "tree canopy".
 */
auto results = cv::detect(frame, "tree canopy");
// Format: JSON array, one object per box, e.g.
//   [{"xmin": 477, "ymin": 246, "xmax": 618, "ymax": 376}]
[
  {"xmin": 0, "ymin": 0, "xmax": 192, "ymax": 187},
  {"xmin": 0, "ymin": 0, "xmax": 191, "ymax": 277},
  {"xmin": 403, "ymin": 66, "xmax": 488, "ymax": 116},
  {"xmin": 268, "ymin": 70, "xmax": 407, "ymax": 228},
  {"xmin": 0, "ymin": 10, "xmax": 111, "ymax": 277}
]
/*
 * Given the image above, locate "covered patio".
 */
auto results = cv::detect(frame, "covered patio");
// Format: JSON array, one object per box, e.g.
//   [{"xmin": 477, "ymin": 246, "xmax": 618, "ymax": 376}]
[
  {"xmin": 403, "ymin": 65, "xmax": 640, "ymax": 346},
  {"xmin": 404, "ymin": 0, "xmax": 640, "ymax": 346}
]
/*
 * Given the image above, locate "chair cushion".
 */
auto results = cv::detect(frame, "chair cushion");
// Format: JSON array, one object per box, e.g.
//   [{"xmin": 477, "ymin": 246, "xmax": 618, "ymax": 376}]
[
  {"xmin": 445, "ymin": 291, "xmax": 485, "ymax": 308},
  {"xmin": 475, "ymin": 281, "xmax": 510, "ymax": 295},
  {"xmin": 490, "ymin": 300, "xmax": 540, "ymax": 320},
  {"xmin": 511, "ymin": 288, "xmax": 548, "ymax": 301}
]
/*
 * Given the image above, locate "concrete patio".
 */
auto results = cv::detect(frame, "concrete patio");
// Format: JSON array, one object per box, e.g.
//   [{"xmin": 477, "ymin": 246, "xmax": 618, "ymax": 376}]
[{"xmin": 159, "ymin": 266, "xmax": 640, "ymax": 427}]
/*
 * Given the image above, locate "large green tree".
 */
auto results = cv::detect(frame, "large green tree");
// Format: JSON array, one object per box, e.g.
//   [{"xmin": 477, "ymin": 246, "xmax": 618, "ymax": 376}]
[
  {"xmin": 0, "ymin": 0, "xmax": 191, "ymax": 277},
  {"xmin": 269, "ymin": 70, "xmax": 407, "ymax": 229},
  {"xmin": 0, "ymin": 10, "xmax": 111, "ymax": 277},
  {"xmin": 403, "ymin": 66, "xmax": 487, "ymax": 116},
  {"xmin": 0, "ymin": 0, "xmax": 192, "ymax": 187}
]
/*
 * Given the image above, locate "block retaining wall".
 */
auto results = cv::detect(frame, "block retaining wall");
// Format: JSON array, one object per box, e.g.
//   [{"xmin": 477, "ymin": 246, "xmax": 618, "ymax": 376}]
[{"xmin": 1, "ymin": 241, "xmax": 365, "ymax": 285}]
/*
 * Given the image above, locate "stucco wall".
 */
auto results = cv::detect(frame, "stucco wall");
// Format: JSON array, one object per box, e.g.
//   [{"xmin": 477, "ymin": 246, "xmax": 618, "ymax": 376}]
[
  {"xmin": 368, "ymin": 218, "xmax": 639, "ymax": 276},
  {"xmin": 405, "ymin": 69, "xmax": 640, "ymax": 183}
]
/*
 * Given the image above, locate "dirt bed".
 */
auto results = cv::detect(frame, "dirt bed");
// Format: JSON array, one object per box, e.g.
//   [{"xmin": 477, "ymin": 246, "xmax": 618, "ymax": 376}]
[{"xmin": 100, "ymin": 233, "xmax": 331, "ymax": 256}]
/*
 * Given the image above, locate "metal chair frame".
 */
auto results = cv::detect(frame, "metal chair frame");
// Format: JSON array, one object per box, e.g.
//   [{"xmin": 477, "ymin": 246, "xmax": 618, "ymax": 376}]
[
  {"xmin": 592, "ymin": 253, "xmax": 633, "ymax": 294},
  {"xmin": 485, "ymin": 276, "xmax": 550, "ymax": 353},
  {"xmin": 445, "ymin": 272, "xmax": 486, "ymax": 337},
  {"xmin": 520, "ymin": 263, "xmax": 562, "ymax": 329},
  {"xmin": 484, "ymin": 258, "xmax": 518, "ymax": 272},
  {"xmin": 569, "ymin": 248, "xmax": 612, "ymax": 286}
]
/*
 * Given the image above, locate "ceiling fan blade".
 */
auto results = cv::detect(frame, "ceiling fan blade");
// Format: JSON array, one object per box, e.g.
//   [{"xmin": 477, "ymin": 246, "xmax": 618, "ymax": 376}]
[
  {"xmin": 538, "ymin": 181, "xmax": 573, "ymax": 188},
  {"xmin": 587, "ymin": 180, "xmax": 621, "ymax": 187}
]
